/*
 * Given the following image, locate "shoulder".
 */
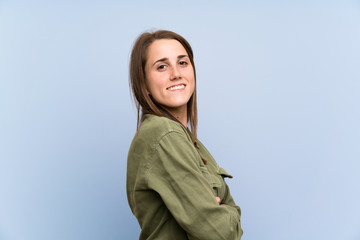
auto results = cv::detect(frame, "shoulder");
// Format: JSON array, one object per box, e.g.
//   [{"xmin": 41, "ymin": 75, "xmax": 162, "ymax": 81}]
[
  {"xmin": 141, "ymin": 114, "xmax": 183, "ymax": 134},
  {"xmin": 130, "ymin": 114, "xmax": 191, "ymax": 151},
  {"xmin": 141, "ymin": 114, "xmax": 189, "ymax": 139}
]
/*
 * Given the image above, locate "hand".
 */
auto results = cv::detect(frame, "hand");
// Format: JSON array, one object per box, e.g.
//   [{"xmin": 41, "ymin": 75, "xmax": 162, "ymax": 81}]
[{"xmin": 216, "ymin": 196, "xmax": 221, "ymax": 204}]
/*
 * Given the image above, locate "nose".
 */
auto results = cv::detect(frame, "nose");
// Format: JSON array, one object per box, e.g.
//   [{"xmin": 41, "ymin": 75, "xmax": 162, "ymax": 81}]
[{"xmin": 170, "ymin": 66, "xmax": 181, "ymax": 80}]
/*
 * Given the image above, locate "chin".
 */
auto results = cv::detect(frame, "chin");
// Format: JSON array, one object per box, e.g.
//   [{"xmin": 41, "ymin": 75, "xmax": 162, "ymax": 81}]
[{"xmin": 164, "ymin": 102, "xmax": 187, "ymax": 109}]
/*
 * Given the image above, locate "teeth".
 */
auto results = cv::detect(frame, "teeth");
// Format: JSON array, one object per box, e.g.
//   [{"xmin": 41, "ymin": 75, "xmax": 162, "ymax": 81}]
[{"xmin": 168, "ymin": 85, "xmax": 185, "ymax": 90}]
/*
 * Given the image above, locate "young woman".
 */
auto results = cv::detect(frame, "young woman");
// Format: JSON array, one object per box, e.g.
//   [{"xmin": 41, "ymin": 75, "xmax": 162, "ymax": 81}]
[{"xmin": 127, "ymin": 30, "xmax": 243, "ymax": 240}]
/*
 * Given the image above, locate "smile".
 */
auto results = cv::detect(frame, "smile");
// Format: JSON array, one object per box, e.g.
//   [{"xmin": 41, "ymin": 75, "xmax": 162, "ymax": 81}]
[{"xmin": 167, "ymin": 84, "xmax": 186, "ymax": 91}]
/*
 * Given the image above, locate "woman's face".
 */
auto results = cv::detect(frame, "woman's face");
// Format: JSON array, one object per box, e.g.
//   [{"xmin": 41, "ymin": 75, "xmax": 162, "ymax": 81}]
[{"xmin": 145, "ymin": 39, "xmax": 195, "ymax": 115}]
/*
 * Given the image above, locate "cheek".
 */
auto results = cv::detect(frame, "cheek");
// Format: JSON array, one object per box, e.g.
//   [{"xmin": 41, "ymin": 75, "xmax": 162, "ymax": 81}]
[
  {"xmin": 190, "ymin": 82, "xmax": 195, "ymax": 95},
  {"xmin": 187, "ymin": 73, "xmax": 195, "ymax": 88},
  {"xmin": 186, "ymin": 68, "xmax": 195, "ymax": 83},
  {"xmin": 146, "ymin": 74, "xmax": 163, "ymax": 94}
]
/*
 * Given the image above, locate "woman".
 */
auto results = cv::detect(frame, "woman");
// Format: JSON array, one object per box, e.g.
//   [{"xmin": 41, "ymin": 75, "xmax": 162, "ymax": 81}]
[{"xmin": 127, "ymin": 30, "xmax": 243, "ymax": 240}]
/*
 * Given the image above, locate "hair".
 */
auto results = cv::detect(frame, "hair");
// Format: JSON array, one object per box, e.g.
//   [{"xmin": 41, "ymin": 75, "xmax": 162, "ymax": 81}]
[{"xmin": 129, "ymin": 30, "xmax": 198, "ymax": 141}]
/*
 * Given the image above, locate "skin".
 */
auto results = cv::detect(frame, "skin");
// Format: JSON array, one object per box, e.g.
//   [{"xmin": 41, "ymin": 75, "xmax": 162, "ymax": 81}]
[
  {"xmin": 145, "ymin": 39, "xmax": 221, "ymax": 204},
  {"xmin": 145, "ymin": 39, "xmax": 195, "ymax": 127}
]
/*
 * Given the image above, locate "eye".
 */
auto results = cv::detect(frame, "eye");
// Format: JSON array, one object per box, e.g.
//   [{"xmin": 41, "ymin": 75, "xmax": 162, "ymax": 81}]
[
  {"xmin": 179, "ymin": 61, "xmax": 188, "ymax": 66},
  {"xmin": 157, "ymin": 64, "xmax": 167, "ymax": 71}
]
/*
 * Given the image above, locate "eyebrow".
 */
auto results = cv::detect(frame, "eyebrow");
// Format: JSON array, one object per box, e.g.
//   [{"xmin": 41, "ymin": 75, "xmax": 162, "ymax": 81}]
[{"xmin": 152, "ymin": 55, "xmax": 189, "ymax": 67}]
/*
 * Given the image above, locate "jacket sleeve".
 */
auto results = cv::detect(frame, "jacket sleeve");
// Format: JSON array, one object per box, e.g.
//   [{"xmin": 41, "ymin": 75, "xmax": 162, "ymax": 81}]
[
  {"xmin": 220, "ymin": 179, "xmax": 243, "ymax": 237},
  {"xmin": 217, "ymin": 167, "xmax": 242, "ymax": 225},
  {"xmin": 147, "ymin": 131, "xmax": 242, "ymax": 240}
]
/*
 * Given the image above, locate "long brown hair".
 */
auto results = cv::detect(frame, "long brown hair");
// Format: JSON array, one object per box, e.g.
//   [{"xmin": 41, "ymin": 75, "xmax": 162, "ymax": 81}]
[{"xmin": 129, "ymin": 30, "xmax": 198, "ymax": 141}]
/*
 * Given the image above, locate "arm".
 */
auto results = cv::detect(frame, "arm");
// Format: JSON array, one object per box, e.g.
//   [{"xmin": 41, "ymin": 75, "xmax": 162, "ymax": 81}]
[
  {"xmin": 217, "ymin": 167, "xmax": 242, "ymax": 220},
  {"xmin": 147, "ymin": 131, "xmax": 242, "ymax": 240},
  {"xmin": 219, "ymin": 179, "xmax": 243, "ymax": 237}
]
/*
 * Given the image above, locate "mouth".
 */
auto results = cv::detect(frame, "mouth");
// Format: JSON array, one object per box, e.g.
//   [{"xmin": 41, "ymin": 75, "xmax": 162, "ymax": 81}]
[{"xmin": 166, "ymin": 84, "xmax": 186, "ymax": 91}]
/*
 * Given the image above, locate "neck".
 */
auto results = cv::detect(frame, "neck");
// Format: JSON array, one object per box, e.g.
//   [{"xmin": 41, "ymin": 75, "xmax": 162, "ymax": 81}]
[{"xmin": 166, "ymin": 106, "xmax": 187, "ymax": 127}]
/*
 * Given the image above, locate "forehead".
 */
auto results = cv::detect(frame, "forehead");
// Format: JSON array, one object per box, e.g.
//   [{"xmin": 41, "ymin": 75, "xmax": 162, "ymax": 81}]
[{"xmin": 147, "ymin": 39, "xmax": 187, "ymax": 61}]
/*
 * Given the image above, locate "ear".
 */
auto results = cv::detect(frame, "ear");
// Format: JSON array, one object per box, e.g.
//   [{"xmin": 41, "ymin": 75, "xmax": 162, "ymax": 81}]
[
  {"xmin": 145, "ymin": 84, "xmax": 151, "ymax": 96},
  {"xmin": 145, "ymin": 85, "xmax": 151, "ymax": 95},
  {"xmin": 144, "ymin": 80, "xmax": 151, "ymax": 95}
]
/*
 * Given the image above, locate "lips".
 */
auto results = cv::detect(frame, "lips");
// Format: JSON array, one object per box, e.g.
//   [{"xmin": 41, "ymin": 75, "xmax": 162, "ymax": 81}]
[{"xmin": 167, "ymin": 84, "xmax": 186, "ymax": 91}]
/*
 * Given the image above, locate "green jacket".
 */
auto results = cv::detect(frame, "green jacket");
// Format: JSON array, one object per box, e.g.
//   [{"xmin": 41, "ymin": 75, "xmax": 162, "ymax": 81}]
[{"xmin": 127, "ymin": 114, "xmax": 243, "ymax": 240}]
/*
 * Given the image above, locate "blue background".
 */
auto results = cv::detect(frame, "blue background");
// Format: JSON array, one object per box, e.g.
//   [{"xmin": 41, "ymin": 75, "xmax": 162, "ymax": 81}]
[{"xmin": 1, "ymin": 0, "xmax": 359, "ymax": 239}]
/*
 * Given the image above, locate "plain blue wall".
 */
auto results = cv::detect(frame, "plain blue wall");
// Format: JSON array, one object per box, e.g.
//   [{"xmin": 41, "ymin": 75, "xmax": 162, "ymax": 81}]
[{"xmin": 1, "ymin": 1, "xmax": 359, "ymax": 239}]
